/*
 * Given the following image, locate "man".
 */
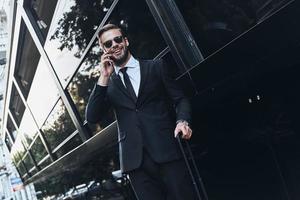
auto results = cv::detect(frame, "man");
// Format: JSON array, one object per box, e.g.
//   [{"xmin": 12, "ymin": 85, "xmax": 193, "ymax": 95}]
[{"xmin": 86, "ymin": 24, "xmax": 196, "ymax": 200}]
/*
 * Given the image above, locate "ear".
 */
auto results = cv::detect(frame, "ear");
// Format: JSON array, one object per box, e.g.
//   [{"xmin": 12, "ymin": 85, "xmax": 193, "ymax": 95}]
[{"xmin": 124, "ymin": 37, "xmax": 129, "ymax": 47}]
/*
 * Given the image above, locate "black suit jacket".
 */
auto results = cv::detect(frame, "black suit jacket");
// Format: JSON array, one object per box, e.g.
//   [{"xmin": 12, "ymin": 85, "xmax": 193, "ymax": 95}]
[{"xmin": 86, "ymin": 59, "xmax": 191, "ymax": 172}]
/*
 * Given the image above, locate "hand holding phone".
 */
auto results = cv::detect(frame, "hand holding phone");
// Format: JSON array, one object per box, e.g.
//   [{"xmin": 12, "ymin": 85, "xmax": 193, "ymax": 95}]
[
  {"xmin": 100, "ymin": 49, "xmax": 114, "ymax": 78},
  {"xmin": 95, "ymin": 49, "xmax": 115, "ymax": 86}
]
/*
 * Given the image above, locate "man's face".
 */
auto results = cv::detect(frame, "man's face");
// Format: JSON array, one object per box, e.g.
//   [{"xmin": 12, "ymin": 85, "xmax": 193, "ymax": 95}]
[{"xmin": 99, "ymin": 29, "xmax": 129, "ymax": 66}]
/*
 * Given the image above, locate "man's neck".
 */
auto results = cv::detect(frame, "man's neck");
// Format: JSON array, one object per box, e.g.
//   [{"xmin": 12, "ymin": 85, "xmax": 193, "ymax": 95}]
[{"xmin": 120, "ymin": 53, "xmax": 132, "ymax": 68}]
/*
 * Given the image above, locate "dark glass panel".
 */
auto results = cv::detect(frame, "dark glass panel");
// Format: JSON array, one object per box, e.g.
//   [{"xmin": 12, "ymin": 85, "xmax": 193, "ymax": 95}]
[
  {"xmin": 41, "ymin": 99, "xmax": 77, "ymax": 150},
  {"xmin": 175, "ymin": 0, "xmax": 291, "ymax": 57},
  {"xmin": 9, "ymin": 84, "xmax": 25, "ymax": 126},
  {"xmin": 32, "ymin": 145, "xmax": 136, "ymax": 200},
  {"xmin": 27, "ymin": 58, "xmax": 60, "ymax": 128},
  {"xmin": 24, "ymin": 0, "xmax": 58, "ymax": 38},
  {"xmin": 17, "ymin": 162, "xmax": 27, "ymax": 177},
  {"xmin": 23, "ymin": 153, "xmax": 35, "ymax": 172},
  {"xmin": 6, "ymin": 115, "xmax": 17, "ymax": 140},
  {"xmin": 5, "ymin": 133, "xmax": 12, "ymax": 151},
  {"xmin": 55, "ymin": 134, "xmax": 82, "ymax": 158},
  {"xmin": 29, "ymin": 167, "xmax": 39, "ymax": 176},
  {"xmin": 38, "ymin": 157, "xmax": 52, "ymax": 170},
  {"xmin": 30, "ymin": 136, "xmax": 48, "ymax": 164},
  {"xmin": 67, "ymin": 40, "xmax": 115, "ymax": 134},
  {"xmin": 107, "ymin": 0, "xmax": 166, "ymax": 59},
  {"xmin": 44, "ymin": 0, "xmax": 114, "ymax": 88},
  {"xmin": 14, "ymin": 19, "xmax": 40, "ymax": 98},
  {"xmin": 18, "ymin": 109, "xmax": 38, "ymax": 148}
]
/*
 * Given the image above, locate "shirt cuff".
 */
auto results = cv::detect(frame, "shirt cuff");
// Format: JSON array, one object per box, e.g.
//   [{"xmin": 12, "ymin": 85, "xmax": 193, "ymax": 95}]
[{"xmin": 176, "ymin": 120, "xmax": 189, "ymax": 126}]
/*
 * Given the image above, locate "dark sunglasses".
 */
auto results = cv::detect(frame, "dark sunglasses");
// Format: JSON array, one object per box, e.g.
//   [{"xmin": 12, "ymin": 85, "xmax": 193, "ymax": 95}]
[{"xmin": 102, "ymin": 36, "xmax": 124, "ymax": 48}]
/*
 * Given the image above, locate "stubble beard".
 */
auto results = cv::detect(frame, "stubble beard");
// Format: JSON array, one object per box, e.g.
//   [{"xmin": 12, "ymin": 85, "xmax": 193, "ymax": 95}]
[{"xmin": 112, "ymin": 46, "xmax": 129, "ymax": 66}]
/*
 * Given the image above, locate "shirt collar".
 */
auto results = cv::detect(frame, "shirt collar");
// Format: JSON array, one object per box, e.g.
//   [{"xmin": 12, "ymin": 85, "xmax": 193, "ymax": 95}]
[{"xmin": 114, "ymin": 55, "xmax": 139, "ymax": 75}]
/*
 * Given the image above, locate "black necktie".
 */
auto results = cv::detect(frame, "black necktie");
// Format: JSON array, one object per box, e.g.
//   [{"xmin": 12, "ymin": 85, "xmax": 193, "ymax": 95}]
[{"xmin": 120, "ymin": 67, "xmax": 137, "ymax": 102}]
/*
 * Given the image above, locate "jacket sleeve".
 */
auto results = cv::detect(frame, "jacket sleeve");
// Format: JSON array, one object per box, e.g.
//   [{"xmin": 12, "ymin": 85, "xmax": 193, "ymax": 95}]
[
  {"xmin": 159, "ymin": 59, "xmax": 192, "ymax": 124},
  {"xmin": 85, "ymin": 84, "xmax": 112, "ymax": 123}
]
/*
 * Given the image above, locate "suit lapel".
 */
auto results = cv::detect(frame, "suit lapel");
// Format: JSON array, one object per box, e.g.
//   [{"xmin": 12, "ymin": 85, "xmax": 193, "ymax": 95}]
[{"xmin": 137, "ymin": 60, "xmax": 150, "ymax": 103}]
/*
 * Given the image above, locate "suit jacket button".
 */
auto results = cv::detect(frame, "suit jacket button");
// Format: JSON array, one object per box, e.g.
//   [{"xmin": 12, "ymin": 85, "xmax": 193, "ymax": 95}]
[{"xmin": 135, "ymin": 109, "xmax": 139, "ymax": 112}]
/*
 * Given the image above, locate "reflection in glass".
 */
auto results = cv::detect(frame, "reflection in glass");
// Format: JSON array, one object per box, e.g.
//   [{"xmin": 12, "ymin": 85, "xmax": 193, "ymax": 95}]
[
  {"xmin": 38, "ymin": 157, "xmax": 52, "ymax": 170},
  {"xmin": 41, "ymin": 99, "xmax": 76, "ymax": 150},
  {"xmin": 55, "ymin": 134, "xmax": 82, "ymax": 158},
  {"xmin": 23, "ymin": 153, "xmax": 35, "ymax": 172},
  {"xmin": 175, "ymin": 0, "xmax": 291, "ymax": 56},
  {"xmin": 5, "ymin": 134, "xmax": 12, "ymax": 151},
  {"xmin": 17, "ymin": 162, "xmax": 27, "ymax": 177},
  {"xmin": 11, "ymin": 136, "xmax": 26, "ymax": 164},
  {"xmin": 27, "ymin": 58, "xmax": 60, "ymax": 128},
  {"xmin": 44, "ymin": 0, "xmax": 114, "ymax": 88},
  {"xmin": 32, "ymin": 145, "xmax": 133, "ymax": 199},
  {"xmin": 14, "ymin": 20, "xmax": 40, "ymax": 98},
  {"xmin": 30, "ymin": 136, "xmax": 48, "ymax": 165},
  {"xmin": 25, "ymin": 0, "xmax": 58, "ymax": 39},
  {"xmin": 107, "ymin": 0, "xmax": 166, "ymax": 59},
  {"xmin": 18, "ymin": 109, "xmax": 38, "ymax": 148},
  {"xmin": 6, "ymin": 115, "xmax": 17, "ymax": 140},
  {"xmin": 9, "ymin": 84, "xmax": 25, "ymax": 126}
]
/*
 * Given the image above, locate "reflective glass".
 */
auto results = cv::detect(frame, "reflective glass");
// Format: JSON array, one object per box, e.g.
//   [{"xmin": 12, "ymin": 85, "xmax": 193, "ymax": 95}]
[
  {"xmin": 27, "ymin": 58, "xmax": 60, "ymax": 128},
  {"xmin": 30, "ymin": 136, "xmax": 48, "ymax": 165},
  {"xmin": 11, "ymin": 136, "xmax": 26, "ymax": 164},
  {"xmin": 38, "ymin": 157, "xmax": 52, "ymax": 170},
  {"xmin": 5, "ymin": 133, "xmax": 12, "ymax": 151},
  {"xmin": 25, "ymin": 0, "xmax": 58, "ymax": 38},
  {"xmin": 107, "ymin": 0, "xmax": 167, "ymax": 59},
  {"xmin": 44, "ymin": 0, "xmax": 114, "ymax": 88},
  {"xmin": 9, "ymin": 84, "xmax": 25, "ymax": 126},
  {"xmin": 41, "ymin": 99, "xmax": 77, "ymax": 150},
  {"xmin": 175, "ymin": 0, "xmax": 292, "ymax": 57},
  {"xmin": 55, "ymin": 134, "xmax": 82, "ymax": 158},
  {"xmin": 6, "ymin": 115, "xmax": 17, "ymax": 140},
  {"xmin": 23, "ymin": 153, "xmax": 35, "ymax": 172},
  {"xmin": 17, "ymin": 162, "xmax": 27, "ymax": 177},
  {"xmin": 14, "ymin": 20, "xmax": 40, "ymax": 98},
  {"xmin": 18, "ymin": 109, "xmax": 39, "ymax": 148}
]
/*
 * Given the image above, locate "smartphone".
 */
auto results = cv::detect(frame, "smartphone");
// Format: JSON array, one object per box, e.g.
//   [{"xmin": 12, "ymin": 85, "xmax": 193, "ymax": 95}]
[{"xmin": 102, "ymin": 48, "xmax": 114, "ymax": 67}]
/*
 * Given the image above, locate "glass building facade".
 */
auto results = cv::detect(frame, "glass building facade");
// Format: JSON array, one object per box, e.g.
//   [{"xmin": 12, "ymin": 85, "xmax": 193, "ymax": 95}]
[{"xmin": 2, "ymin": 0, "xmax": 300, "ymax": 199}]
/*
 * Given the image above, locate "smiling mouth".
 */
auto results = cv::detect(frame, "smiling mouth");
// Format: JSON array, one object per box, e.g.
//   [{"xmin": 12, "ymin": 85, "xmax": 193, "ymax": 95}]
[{"xmin": 114, "ymin": 49, "xmax": 122, "ymax": 55}]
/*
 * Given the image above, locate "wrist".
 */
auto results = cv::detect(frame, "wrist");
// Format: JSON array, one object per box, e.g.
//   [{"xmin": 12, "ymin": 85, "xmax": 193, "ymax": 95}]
[{"xmin": 97, "ymin": 75, "xmax": 110, "ymax": 86}]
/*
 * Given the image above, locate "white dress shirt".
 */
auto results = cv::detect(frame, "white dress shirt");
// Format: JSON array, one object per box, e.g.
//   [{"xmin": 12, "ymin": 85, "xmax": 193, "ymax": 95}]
[{"xmin": 114, "ymin": 56, "xmax": 140, "ymax": 96}]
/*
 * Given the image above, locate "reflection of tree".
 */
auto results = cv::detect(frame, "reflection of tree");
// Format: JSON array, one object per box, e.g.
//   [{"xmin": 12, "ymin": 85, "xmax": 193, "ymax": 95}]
[
  {"xmin": 30, "ymin": 137, "xmax": 48, "ymax": 164},
  {"xmin": 41, "ymin": 100, "xmax": 76, "ymax": 150},
  {"xmin": 33, "ymin": 145, "xmax": 121, "ymax": 199},
  {"xmin": 17, "ymin": 162, "xmax": 27, "ymax": 176},
  {"xmin": 23, "ymin": 154, "xmax": 34, "ymax": 171},
  {"xmin": 50, "ymin": 0, "xmax": 165, "ymax": 66},
  {"xmin": 50, "ymin": 0, "xmax": 113, "ymax": 59}
]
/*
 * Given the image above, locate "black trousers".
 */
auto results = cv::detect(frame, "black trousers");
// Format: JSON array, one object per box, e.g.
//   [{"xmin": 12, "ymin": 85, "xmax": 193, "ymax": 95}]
[{"xmin": 128, "ymin": 150, "xmax": 197, "ymax": 200}]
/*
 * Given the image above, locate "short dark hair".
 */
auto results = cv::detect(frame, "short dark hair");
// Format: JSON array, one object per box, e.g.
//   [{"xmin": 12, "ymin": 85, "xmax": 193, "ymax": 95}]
[{"xmin": 97, "ymin": 24, "xmax": 125, "ymax": 40}]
